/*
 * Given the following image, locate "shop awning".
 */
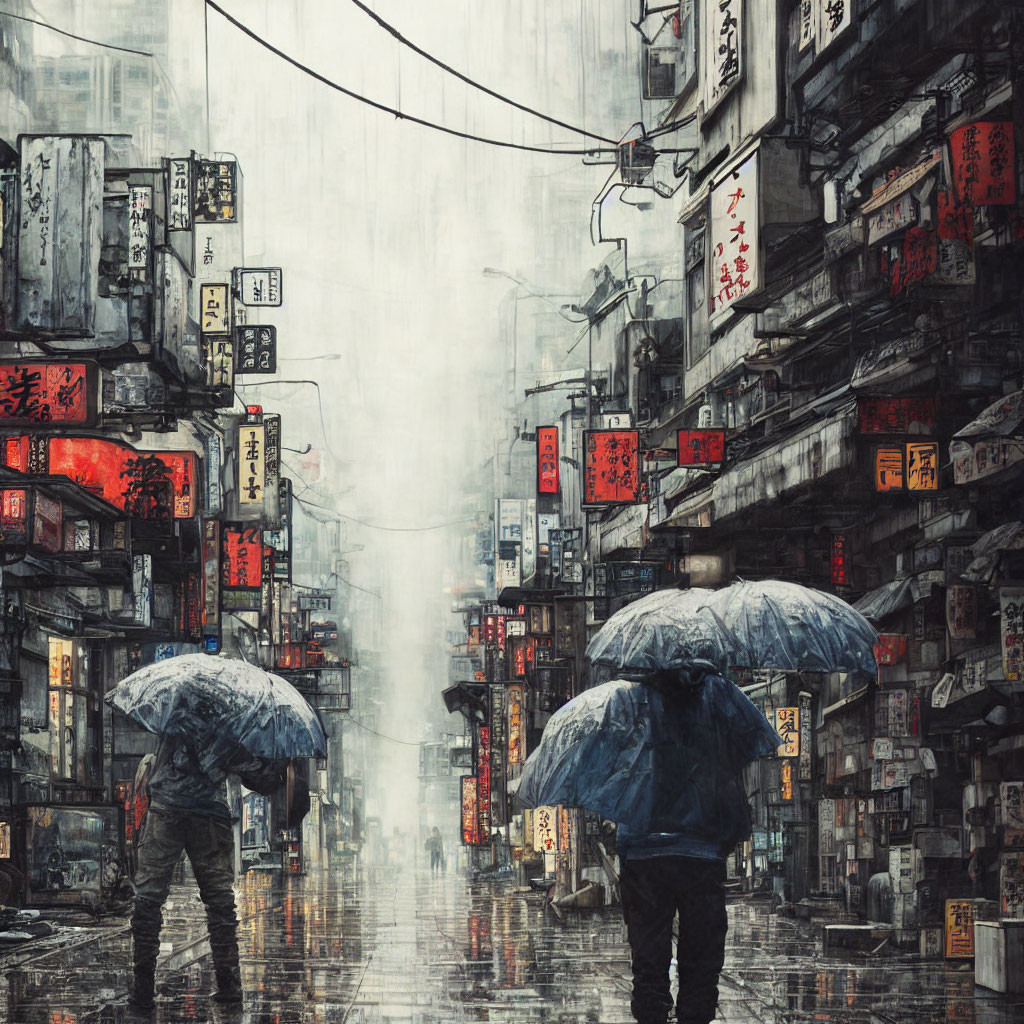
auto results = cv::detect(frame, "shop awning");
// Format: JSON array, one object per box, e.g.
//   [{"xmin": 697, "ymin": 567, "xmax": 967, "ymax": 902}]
[
  {"xmin": 952, "ymin": 389, "xmax": 1024, "ymax": 441},
  {"xmin": 962, "ymin": 521, "xmax": 1024, "ymax": 583},
  {"xmin": 859, "ymin": 149, "xmax": 942, "ymax": 215},
  {"xmin": 852, "ymin": 571, "xmax": 943, "ymax": 623},
  {"xmin": 599, "ymin": 502, "xmax": 646, "ymax": 558}
]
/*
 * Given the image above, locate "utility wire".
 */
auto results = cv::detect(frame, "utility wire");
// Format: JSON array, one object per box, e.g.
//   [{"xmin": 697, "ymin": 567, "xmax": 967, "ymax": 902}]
[
  {"xmin": 296, "ymin": 495, "xmax": 478, "ymax": 533},
  {"xmin": 345, "ymin": 714, "xmax": 422, "ymax": 747},
  {"xmin": 205, "ymin": 1, "xmax": 616, "ymax": 157},
  {"xmin": 346, "ymin": 0, "xmax": 617, "ymax": 145},
  {"xmin": 0, "ymin": 8, "xmax": 153, "ymax": 55}
]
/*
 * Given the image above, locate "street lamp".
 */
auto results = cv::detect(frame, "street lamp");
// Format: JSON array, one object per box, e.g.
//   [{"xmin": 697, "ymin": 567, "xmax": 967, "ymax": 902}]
[{"xmin": 482, "ymin": 267, "xmax": 587, "ymax": 323}]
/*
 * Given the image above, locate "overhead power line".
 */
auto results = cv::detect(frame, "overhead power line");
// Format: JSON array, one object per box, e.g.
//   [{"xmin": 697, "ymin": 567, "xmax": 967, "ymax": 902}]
[
  {"xmin": 346, "ymin": 0, "xmax": 617, "ymax": 145},
  {"xmin": 345, "ymin": 715, "xmax": 422, "ymax": 747},
  {"xmin": 294, "ymin": 493, "xmax": 478, "ymax": 533},
  {"xmin": 205, "ymin": 1, "xmax": 615, "ymax": 157},
  {"xmin": 0, "ymin": 7, "xmax": 154, "ymax": 55}
]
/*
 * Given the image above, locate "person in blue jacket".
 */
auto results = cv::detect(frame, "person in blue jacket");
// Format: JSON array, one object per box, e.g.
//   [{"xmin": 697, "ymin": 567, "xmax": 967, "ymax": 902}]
[{"xmin": 614, "ymin": 671, "xmax": 760, "ymax": 1024}]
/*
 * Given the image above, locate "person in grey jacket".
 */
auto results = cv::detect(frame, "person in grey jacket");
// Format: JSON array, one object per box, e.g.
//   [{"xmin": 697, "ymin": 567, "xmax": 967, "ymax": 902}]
[{"xmin": 129, "ymin": 736, "xmax": 284, "ymax": 1012}]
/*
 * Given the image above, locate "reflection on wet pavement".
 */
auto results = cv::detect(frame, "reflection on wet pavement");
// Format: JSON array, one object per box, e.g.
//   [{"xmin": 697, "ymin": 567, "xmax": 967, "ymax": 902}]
[{"xmin": 3, "ymin": 863, "xmax": 1024, "ymax": 1024}]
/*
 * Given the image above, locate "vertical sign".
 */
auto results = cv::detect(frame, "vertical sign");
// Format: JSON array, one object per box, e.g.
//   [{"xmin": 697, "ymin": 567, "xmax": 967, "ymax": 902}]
[
  {"xmin": 775, "ymin": 707, "xmax": 799, "ymax": 757},
  {"xmin": 874, "ymin": 447, "xmax": 904, "ymax": 491},
  {"xmin": 816, "ymin": 0, "xmax": 852, "ymax": 53},
  {"xmin": 950, "ymin": 122, "xmax": 1016, "ymax": 207},
  {"xmin": 1000, "ymin": 588, "xmax": 1024, "ymax": 681},
  {"xmin": 235, "ymin": 326, "xmax": 277, "ymax": 374},
  {"xmin": 522, "ymin": 499, "xmax": 537, "ymax": 584},
  {"xmin": 703, "ymin": 0, "xmax": 742, "ymax": 114},
  {"xmin": 496, "ymin": 499, "xmax": 523, "ymax": 591},
  {"xmin": 264, "ymin": 415, "xmax": 281, "ymax": 520},
  {"xmin": 128, "ymin": 186, "xmax": 151, "ymax": 271},
  {"xmin": 798, "ymin": 692, "xmax": 812, "ymax": 781},
  {"xmin": 537, "ymin": 426, "xmax": 560, "ymax": 495},
  {"xmin": 476, "ymin": 725, "xmax": 491, "ymax": 843},
  {"xmin": 831, "ymin": 534, "xmax": 849, "ymax": 587},
  {"xmin": 906, "ymin": 442, "xmax": 939, "ymax": 491},
  {"xmin": 583, "ymin": 430, "xmax": 641, "ymax": 504},
  {"xmin": 946, "ymin": 586, "xmax": 977, "ymax": 641},
  {"xmin": 709, "ymin": 154, "xmax": 759, "ymax": 316},
  {"xmin": 133, "ymin": 554, "xmax": 153, "ymax": 627},
  {"xmin": 237, "ymin": 423, "xmax": 265, "ymax": 512},
  {"xmin": 194, "ymin": 160, "xmax": 237, "ymax": 222},
  {"xmin": 268, "ymin": 478, "xmax": 292, "ymax": 582},
  {"xmin": 205, "ymin": 335, "xmax": 234, "ymax": 390},
  {"xmin": 533, "ymin": 806, "xmax": 557, "ymax": 853},
  {"xmin": 507, "ymin": 683, "xmax": 524, "ymax": 766},
  {"xmin": 204, "ymin": 433, "xmax": 222, "ymax": 514},
  {"xmin": 168, "ymin": 157, "xmax": 192, "ymax": 231},
  {"xmin": 203, "ymin": 519, "xmax": 220, "ymax": 627},
  {"xmin": 781, "ymin": 760, "xmax": 794, "ymax": 801},
  {"xmin": 945, "ymin": 900, "xmax": 976, "ymax": 958},
  {"xmin": 200, "ymin": 283, "xmax": 230, "ymax": 335},
  {"xmin": 460, "ymin": 776, "xmax": 479, "ymax": 846}
]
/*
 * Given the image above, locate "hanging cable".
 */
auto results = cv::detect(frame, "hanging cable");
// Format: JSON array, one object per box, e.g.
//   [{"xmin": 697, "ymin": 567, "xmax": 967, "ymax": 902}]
[
  {"xmin": 346, "ymin": 0, "xmax": 617, "ymax": 145},
  {"xmin": 345, "ymin": 715, "xmax": 422, "ymax": 746},
  {"xmin": 205, "ymin": 1, "xmax": 616, "ymax": 157},
  {"xmin": 293, "ymin": 493, "xmax": 478, "ymax": 533},
  {"xmin": 0, "ymin": 8, "xmax": 153, "ymax": 55}
]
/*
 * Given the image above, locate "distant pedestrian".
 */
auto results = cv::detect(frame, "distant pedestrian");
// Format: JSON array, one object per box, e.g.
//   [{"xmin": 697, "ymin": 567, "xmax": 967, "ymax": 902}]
[
  {"xmin": 425, "ymin": 827, "xmax": 445, "ymax": 874},
  {"xmin": 129, "ymin": 737, "xmax": 283, "ymax": 1012}
]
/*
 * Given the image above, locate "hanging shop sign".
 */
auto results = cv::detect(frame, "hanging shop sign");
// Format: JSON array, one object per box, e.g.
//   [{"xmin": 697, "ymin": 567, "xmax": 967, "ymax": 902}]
[
  {"xmin": 1001, "ymin": 853, "xmax": 1024, "ymax": 917},
  {"xmin": 951, "ymin": 438, "xmax": 1024, "ymax": 484},
  {"xmin": 204, "ymin": 335, "xmax": 234, "ymax": 391},
  {"xmin": 866, "ymin": 193, "xmax": 918, "ymax": 246},
  {"xmin": 533, "ymin": 805, "xmax": 557, "ymax": 853},
  {"xmin": 267, "ymin": 478, "xmax": 292, "ymax": 582},
  {"xmin": 781, "ymin": 760, "xmax": 794, "ymax": 801},
  {"xmin": 775, "ymin": 707, "xmax": 799, "ymax": 757},
  {"xmin": 677, "ymin": 428, "xmax": 725, "ymax": 466},
  {"xmin": 204, "ymin": 433, "xmax": 222, "ymax": 514},
  {"xmin": 194, "ymin": 160, "xmax": 237, "ymax": 223},
  {"xmin": 874, "ymin": 634, "xmax": 908, "ymax": 666},
  {"xmin": 235, "ymin": 326, "xmax": 277, "ymax": 374},
  {"xmin": 522, "ymin": 498, "xmax": 537, "ymax": 584},
  {"xmin": 237, "ymin": 268, "xmax": 282, "ymax": 307},
  {"xmin": 32, "ymin": 492, "xmax": 62, "ymax": 552},
  {"xmin": 945, "ymin": 585, "xmax": 977, "ymax": 641},
  {"xmin": 237, "ymin": 422, "xmax": 265, "ymax": 513},
  {"xmin": 168, "ymin": 157, "xmax": 192, "ymax": 231},
  {"xmin": 799, "ymin": 0, "xmax": 853, "ymax": 54},
  {"xmin": 798, "ymin": 692, "xmax": 812, "ymax": 781},
  {"xmin": 0, "ymin": 488, "xmax": 27, "ymax": 546},
  {"xmin": 537, "ymin": 426, "xmax": 559, "ymax": 495},
  {"xmin": 872, "ymin": 442, "xmax": 939, "ymax": 492},
  {"xmin": 0, "ymin": 362, "xmax": 96, "ymax": 428},
  {"xmin": 950, "ymin": 122, "xmax": 1016, "ymax": 207},
  {"xmin": 831, "ymin": 534, "xmax": 849, "ymax": 587},
  {"xmin": 203, "ymin": 520, "xmax": 220, "ymax": 627},
  {"xmin": 858, "ymin": 397, "xmax": 936, "ymax": 435},
  {"xmin": 221, "ymin": 524, "xmax": 262, "ymax": 611},
  {"xmin": 709, "ymin": 153, "xmax": 758, "ymax": 317},
  {"xmin": 507, "ymin": 683, "xmax": 524, "ymax": 766},
  {"xmin": 17, "ymin": 136, "xmax": 103, "ymax": 334},
  {"xmin": 200, "ymin": 283, "xmax": 230, "ymax": 335},
  {"xmin": 945, "ymin": 900, "xmax": 977, "ymax": 958},
  {"xmin": 937, "ymin": 189, "xmax": 974, "ymax": 241},
  {"xmin": 496, "ymin": 499, "xmax": 523, "ymax": 591},
  {"xmin": 476, "ymin": 725, "xmax": 492, "ymax": 842},
  {"xmin": 1000, "ymin": 587, "xmax": 1024, "ymax": 682},
  {"xmin": 298, "ymin": 591, "xmax": 332, "ymax": 612},
  {"xmin": 702, "ymin": 0, "xmax": 742, "ymax": 115},
  {"xmin": 460, "ymin": 776, "xmax": 480, "ymax": 846},
  {"xmin": 888, "ymin": 227, "xmax": 937, "ymax": 295},
  {"xmin": 133, "ymin": 553, "xmax": 153, "ymax": 627},
  {"xmin": 127, "ymin": 185, "xmax": 151, "ymax": 271},
  {"xmin": 583, "ymin": 430, "xmax": 641, "ymax": 505}
]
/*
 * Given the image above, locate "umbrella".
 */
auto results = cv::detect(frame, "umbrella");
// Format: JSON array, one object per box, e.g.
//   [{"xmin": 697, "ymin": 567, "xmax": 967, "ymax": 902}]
[
  {"xmin": 105, "ymin": 654, "xmax": 327, "ymax": 777},
  {"xmin": 515, "ymin": 675, "xmax": 781, "ymax": 833},
  {"xmin": 704, "ymin": 579, "xmax": 878, "ymax": 676},
  {"xmin": 585, "ymin": 587, "xmax": 733, "ymax": 678}
]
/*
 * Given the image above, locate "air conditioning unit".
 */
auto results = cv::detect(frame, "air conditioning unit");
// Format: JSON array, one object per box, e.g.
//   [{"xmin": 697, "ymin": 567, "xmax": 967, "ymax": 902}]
[{"xmin": 643, "ymin": 46, "xmax": 677, "ymax": 100}]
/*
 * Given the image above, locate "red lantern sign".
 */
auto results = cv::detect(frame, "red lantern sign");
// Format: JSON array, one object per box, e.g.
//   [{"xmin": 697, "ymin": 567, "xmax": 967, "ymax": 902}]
[
  {"xmin": 583, "ymin": 430, "xmax": 641, "ymax": 504},
  {"xmin": 461, "ymin": 776, "xmax": 480, "ymax": 845},
  {"xmin": 221, "ymin": 524, "xmax": 262, "ymax": 591},
  {"xmin": 677, "ymin": 429, "xmax": 725, "ymax": 466},
  {"xmin": 537, "ymin": 426, "xmax": 560, "ymax": 495},
  {"xmin": 831, "ymin": 534, "xmax": 848, "ymax": 587}
]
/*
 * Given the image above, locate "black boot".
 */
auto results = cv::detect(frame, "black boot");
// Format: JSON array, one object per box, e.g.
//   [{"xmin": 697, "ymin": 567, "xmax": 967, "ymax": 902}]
[
  {"xmin": 212, "ymin": 963, "xmax": 243, "ymax": 1004},
  {"xmin": 129, "ymin": 897, "xmax": 162, "ymax": 1012}
]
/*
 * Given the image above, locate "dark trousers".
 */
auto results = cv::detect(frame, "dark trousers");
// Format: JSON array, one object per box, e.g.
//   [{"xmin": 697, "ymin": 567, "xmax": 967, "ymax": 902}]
[
  {"xmin": 131, "ymin": 809, "xmax": 239, "ymax": 990},
  {"xmin": 619, "ymin": 856, "xmax": 727, "ymax": 1024},
  {"xmin": 430, "ymin": 850, "xmax": 442, "ymax": 872}
]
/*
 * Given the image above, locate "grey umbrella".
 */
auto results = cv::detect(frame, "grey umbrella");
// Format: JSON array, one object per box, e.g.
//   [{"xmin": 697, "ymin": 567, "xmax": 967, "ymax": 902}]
[{"xmin": 105, "ymin": 654, "xmax": 327, "ymax": 776}]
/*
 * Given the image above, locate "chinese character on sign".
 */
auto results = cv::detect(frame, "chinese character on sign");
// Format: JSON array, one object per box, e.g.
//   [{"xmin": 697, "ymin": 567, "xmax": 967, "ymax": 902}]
[
  {"xmin": 874, "ymin": 447, "xmax": 904, "ymax": 491},
  {"xmin": 831, "ymin": 534, "xmax": 848, "ymax": 586},
  {"xmin": 537, "ymin": 426, "xmax": 559, "ymax": 495},
  {"xmin": 703, "ymin": 0, "xmax": 741, "ymax": 110},
  {"xmin": 200, "ymin": 284, "xmax": 229, "ymax": 334},
  {"xmin": 235, "ymin": 326, "xmax": 277, "ymax": 374},
  {"xmin": 127, "ymin": 186, "xmax": 151, "ymax": 271},
  {"xmin": 583, "ymin": 430, "xmax": 641, "ymax": 504},
  {"xmin": 951, "ymin": 122, "xmax": 1016, "ymax": 207},
  {"xmin": 1001, "ymin": 588, "xmax": 1024, "ymax": 681},
  {"xmin": 710, "ymin": 155, "xmax": 758, "ymax": 316},
  {"xmin": 775, "ymin": 707, "xmax": 799, "ymax": 757},
  {"xmin": 677, "ymin": 429, "xmax": 725, "ymax": 466},
  {"xmin": 906, "ymin": 442, "xmax": 939, "ymax": 491},
  {"xmin": 194, "ymin": 160, "xmax": 237, "ymax": 222},
  {"xmin": 874, "ymin": 634, "xmax": 908, "ymax": 666},
  {"xmin": 168, "ymin": 158, "xmax": 192, "ymax": 231}
]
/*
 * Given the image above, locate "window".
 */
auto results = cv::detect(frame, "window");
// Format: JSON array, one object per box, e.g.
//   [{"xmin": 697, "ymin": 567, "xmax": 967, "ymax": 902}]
[{"xmin": 685, "ymin": 215, "xmax": 709, "ymax": 366}]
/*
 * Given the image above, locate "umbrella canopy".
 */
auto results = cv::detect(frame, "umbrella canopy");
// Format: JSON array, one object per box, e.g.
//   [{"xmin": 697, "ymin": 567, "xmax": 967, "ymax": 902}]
[
  {"xmin": 515, "ymin": 675, "xmax": 781, "ymax": 834},
  {"xmin": 585, "ymin": 587, "xmax": 732, "ymax": 678},
  {"xmin": 704, "ymin": 579, "xmax": 878, "ymax": 677},
  {"xmin": 105, "ymin": 654, "xmax": 327, "ymax": 776}
]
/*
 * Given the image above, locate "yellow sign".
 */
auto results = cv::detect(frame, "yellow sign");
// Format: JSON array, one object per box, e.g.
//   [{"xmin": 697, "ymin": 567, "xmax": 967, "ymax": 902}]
[
  {"xmin": 237, "ymin": 423, "xmax": 266, "ymax": 511},
  {"xmin": 944, "ymin": 899, "xmax": 975, "ymax": 958},
  {"xmin": 200, "ymin": 283, "xmax": 230, "ymax": 334},
  {"xmin": 906, "ymin": 441, "xmax": 939, "ymax": 492},
  {"xmin": 874, "ymin": 447, "xmax": 904, "ymax": 491},
  {"xmin": 775, "ymin": 707, "xmax": 799, "ymax": 757},
  {"xmin": 781, "ymin": 760, "xmax": 794, "ymax": 800}
]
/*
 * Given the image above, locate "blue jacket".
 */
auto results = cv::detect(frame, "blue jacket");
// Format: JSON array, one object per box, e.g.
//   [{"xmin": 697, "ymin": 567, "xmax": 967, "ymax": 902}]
[{"xmin": 148, "ymin": 736, "xmax": 231, "ymax": 821}]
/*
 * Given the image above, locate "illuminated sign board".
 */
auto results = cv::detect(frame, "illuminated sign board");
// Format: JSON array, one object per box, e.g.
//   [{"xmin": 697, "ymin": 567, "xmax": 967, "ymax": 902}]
[
  {"xmin": 583, "ymin": 430, "xmax": 641, "ymax": 505},
  {"xmin": 537, "ymin": 426, "xmax": 559, "ymax": 495},
  {"xmin": 461, "ymin": 776, "xmax": 479, "ymax": 846},
  {"xmin": 0, "ymin": 362, "xmax": 95, "ymax": 427}
]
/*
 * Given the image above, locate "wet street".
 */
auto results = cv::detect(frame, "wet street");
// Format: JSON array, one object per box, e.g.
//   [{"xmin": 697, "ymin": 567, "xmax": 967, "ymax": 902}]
[{"xmin": 2, "ymin": 859, "xmax": 1024, "ymax": 1024}]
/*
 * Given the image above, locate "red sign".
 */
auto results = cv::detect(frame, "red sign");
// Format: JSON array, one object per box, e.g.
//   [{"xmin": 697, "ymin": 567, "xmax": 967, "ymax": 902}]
[
  {"xmin": 936, "ymin": 190, "xmax": 974, "ymax": 242},
  {"xmin": 0, "ymin": 489, "xmax": 28, "ymax": 545},
  {"xmin": 0, "ymin": 362, "xmax": 94, "ymax": 427},
  {"xmin": 951, "ymin": 122, "xmax": 1016, "ymax": 207},
  {"xmin": 874, "ymin": 634, "xmax": 908, "ymax": 666},
  {"xmin": 890, "ymin": 227, "xmax": 937, "ymax": 295},
  {"xmin": 831, "ymin": 534, "xmax": 848, "ymax": 587},
  {"xmin": 477, "ymin": 725, "xmax": 492, "ymax": 841},
  {"xmin": 1, "ymin": 435, "xmax": 197, "ymax": 519},
  {"xmin": 858, "ymin": 397, "xmax": 936, "ymax": 435},
  {"xmin": 461, "ymin": 776, "xmax": 479, "ymax": 845},
  {"xmin": 221, "ymin": 524, "xmax": 262, "ymax": 591},
  {"xmin": 583, "ymin": 430, "xmax": 641, "ymax": 504},
  {"xmin": 537, "ymin": 425, "xmax": 559, "ymax": 495},
  {"xmin": 677, "ymin": 429, "xmax": 725, "ymax": 466}
]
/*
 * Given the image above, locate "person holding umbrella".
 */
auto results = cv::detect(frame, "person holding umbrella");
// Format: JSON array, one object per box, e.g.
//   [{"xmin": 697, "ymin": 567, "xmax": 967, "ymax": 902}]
[
  {"xmin": 106, "ymin": 654, "xmax": 328, "ymax": 1013},
  {"xmin": 516, "ymin": 581, "xmax": 878, "ymax": 1024}
]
